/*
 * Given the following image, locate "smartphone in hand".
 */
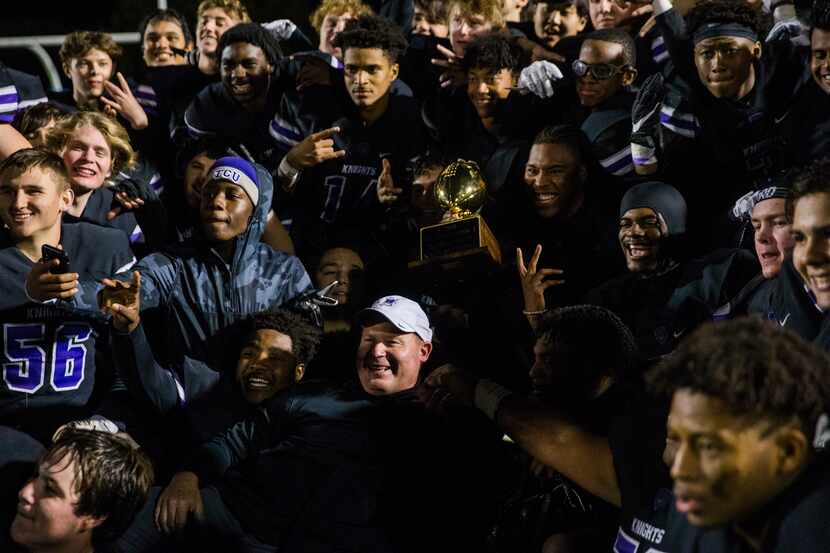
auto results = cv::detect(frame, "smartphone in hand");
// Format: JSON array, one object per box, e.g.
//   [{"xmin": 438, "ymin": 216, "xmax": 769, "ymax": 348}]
[{"xmin": 41, "ymin": 244, "xmax": 71, "ymax": 275}]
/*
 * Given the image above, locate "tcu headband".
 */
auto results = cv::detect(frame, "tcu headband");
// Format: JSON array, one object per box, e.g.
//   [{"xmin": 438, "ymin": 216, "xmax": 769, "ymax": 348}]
[{"xmin": 207, "ymin": 157, "xmax": 259, "ymax": 206}]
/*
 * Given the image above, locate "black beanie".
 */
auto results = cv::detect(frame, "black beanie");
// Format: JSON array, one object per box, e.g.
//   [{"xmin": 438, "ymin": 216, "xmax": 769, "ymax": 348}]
[{"xmin": 619, "ymin": 181, "xmax": 687, "ymax": 235}]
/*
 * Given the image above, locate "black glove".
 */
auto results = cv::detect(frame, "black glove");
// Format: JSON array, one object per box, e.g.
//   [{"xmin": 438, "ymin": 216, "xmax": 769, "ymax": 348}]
[{"xmin": 631, "ymin": 73, "xmax": 664, "ymax": 168}]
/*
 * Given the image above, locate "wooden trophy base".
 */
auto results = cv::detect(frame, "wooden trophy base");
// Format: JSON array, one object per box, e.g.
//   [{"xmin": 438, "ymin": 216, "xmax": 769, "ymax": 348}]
[{"xmin": 408, "ymin": 214, "xmax": 501, "ymax": 281}]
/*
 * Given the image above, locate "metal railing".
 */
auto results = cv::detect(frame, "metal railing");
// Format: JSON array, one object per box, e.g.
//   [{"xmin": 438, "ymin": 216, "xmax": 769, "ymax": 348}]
[
  {"xmin": 0, "ymin": 0, "xmax": 166, "ymax": 91},
  {"xmin": 0, "ymin": 33, "xmax": 141, "ymax": 92}
]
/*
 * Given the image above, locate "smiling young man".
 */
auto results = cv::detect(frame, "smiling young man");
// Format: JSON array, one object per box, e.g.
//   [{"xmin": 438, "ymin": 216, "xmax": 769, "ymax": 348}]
[
  {"xmin": 140, "ymin": 9, "xmax": 193, "ymax": 67},
  {"xmin": 0, "ymin": 149, "xmax": 134, "ymax": 445},
  {"xmin": 573, "ymin": 29, "xmax": 639, "ymax": 180},
  {"xmin": 0, "ymin": 149, "xmax": 136, "ymax": 539},
  {"xmin": 770, "ymin": 157, "xmax": 830, "ymax": 351},
  {"xmin": 116, "ymin": 294, "xmax": 503, "ymax": 552},
  {"xmin": 26, "ymin": 156, "xmax": 311, "ymax": 420},
  {"xmin": 729, "ymin": 158, "xmax": 830, "ymax": 350},
  {"xmin": 581, "ymin": 181, "xmax": 758, "ymax": 359},
  {"xmin": 44, "ymin": 111, "xmax": 144, "ymax": 244},
  {"xmin": 131, "ymin": 311, "xmax": 315, "ymax": 548},
  {"xmin": 512, "ymin": 125, "xmax": 622, "ymax": 311},
  {"xmin": 530, "ymin": 0, "xmax": 587, "ymax": 50},
  {"xmin": 772, "ymin": 5, "xmax": 830, "ymax": 167},
  {"xmin": 647, "ymin": 318, "xmax": 830, "ymax": 553},
  {"xmin": 139, "ymin": 0, "xmax": 247, "ymax": 150},
  {"xmin": 194, "ymin": 0, "xmax": 250, "ymax": 75},
  {"xmin": 185, "ymin": 23, "xmax": 286, "ymax": 167},
  {"xmin": 8, "ymin": 428, "xmax": 153, "ymax": 553},
  {"xmin": 519, "ymin": 28, "xmax": 640, "ymax": 181},
  {"xmin": 423, "ymin": 32, "xmax": 540, "ymax": 207}
]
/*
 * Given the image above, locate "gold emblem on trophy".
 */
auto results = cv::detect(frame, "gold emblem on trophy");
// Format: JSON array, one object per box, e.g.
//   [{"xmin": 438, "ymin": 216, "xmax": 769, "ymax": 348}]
[{"xmin": 410, "ymin": 160, "xmax": 502, "ymax": 274}]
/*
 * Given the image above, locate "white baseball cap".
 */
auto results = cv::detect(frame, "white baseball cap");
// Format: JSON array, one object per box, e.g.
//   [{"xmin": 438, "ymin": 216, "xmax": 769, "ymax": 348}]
[{"xmin": 357, "ymin": 295, "xmax": 433, "ymax": 343}]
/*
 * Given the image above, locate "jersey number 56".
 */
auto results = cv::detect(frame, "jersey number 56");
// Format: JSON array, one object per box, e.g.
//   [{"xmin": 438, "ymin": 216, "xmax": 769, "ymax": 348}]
[{"xmin": 2, "ymin": 323, "xmax": 91, "ymax": 393}]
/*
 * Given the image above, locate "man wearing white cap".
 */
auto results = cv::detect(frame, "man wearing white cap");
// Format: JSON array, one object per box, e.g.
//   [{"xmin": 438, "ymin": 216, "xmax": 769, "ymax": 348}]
[
  {"xmin": 354, "ymin": 294, "xmax": 433, "ymax": 396},
  {"xmin": 117, "ymin": 294, "xmax": 501, "ymax": 553}
]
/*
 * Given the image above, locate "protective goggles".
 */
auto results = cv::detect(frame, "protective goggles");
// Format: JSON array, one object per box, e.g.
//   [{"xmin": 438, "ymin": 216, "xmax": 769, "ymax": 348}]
[{"xmin": 572, "ymin": 59, "xmax": 630, "ymax": 80}]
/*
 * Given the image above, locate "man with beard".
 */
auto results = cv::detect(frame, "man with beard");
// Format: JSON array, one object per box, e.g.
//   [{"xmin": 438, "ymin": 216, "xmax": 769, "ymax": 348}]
[
  {"xmin": 647, "ymin": 318, "xmax": 830, "ymax": 553},
  {"xmin": 511, "ymin": 124, "xmax": 622, "ymax": 316},
  {"xmin": 523, "ymin": 181, "xmax": 758, "ymax": 359},
  {"xmin": 116, "ymin": 295, "xmax": 502, "ymax": 553}
]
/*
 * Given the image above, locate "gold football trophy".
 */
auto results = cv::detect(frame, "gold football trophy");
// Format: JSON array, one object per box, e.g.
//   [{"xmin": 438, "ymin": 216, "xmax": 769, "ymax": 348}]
[{"xmin": 409, "ymin": 160, "xmax": 502, "ymax": 275}]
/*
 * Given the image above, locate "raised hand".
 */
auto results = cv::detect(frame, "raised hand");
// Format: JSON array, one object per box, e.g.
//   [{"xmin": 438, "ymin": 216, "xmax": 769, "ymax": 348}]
[
  {"xmin": 101, "ymin": 72, "xmax": 149, "ymax": 130},
  {"xmin": 106, "ymin": 190, "xmax": 146, "ymax": 221},
  {"xmin": 99, "ymin": 271, "xmax": 141, "ymax": 333},
  {"xmin": 431, "ymin": 44, "xmax": 465, "ymax": 89},
  {"xmin": 376, "ymin": 158, "xmax": 403, "ymax": 204},
  {"xmin": 285, "ymin": 127, "xmax": 346, "ymax": 170},
  {"xmin": 517, "ymin": 61, "xmax": 564, "ymax": 99},
  {"xmin": 631, "ymin": 73, "xmax": 664, "ymax": 174},
  {"xmin": 517, "ymin": 245, "xmax": 564, "ymax": 313}
]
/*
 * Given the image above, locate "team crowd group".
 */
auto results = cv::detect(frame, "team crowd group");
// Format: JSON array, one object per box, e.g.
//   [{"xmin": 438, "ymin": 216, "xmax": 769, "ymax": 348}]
[{"xmin": 1, "ymin": 0, "xmax": 830, "ymax": 551}]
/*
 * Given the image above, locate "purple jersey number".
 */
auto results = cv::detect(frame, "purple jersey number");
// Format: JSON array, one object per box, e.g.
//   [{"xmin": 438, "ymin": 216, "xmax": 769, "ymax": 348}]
[{"xmin": 3, "ymin": 323, "xmax": 91, "ymax": 393}]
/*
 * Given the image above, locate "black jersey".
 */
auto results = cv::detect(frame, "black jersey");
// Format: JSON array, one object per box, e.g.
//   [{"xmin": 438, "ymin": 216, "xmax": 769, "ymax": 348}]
[
  {"xmin": 291, "ymin": 94, "xmax": 427, "ymax": 259},
  {"xmin": 663, "ymin": 455, "xmax": 830, "ymax": 553},
  {"xmin": 63, "ymin": 187, "xmax": 143, "ymax": 244},
  {"xmin": 585, "ymin": 249, "xmax": 760, "ymax": 360},
  {"xmin": 608, "ymin": 386, "xmax": 674, "ymax": 553},
  {"xmin": 655, "ymin": 7, "xmax": 805, "ymax": 208},
  {"xmin": 776, "ymin": 78, "xmax": 830, "ymax": 168},
  {"xmin": 143, "ymin": 63, "xmax": 217, "ymax": 146},
  {"xmin": 0, "ymin": 223, "xmax": 133, "ymax": 442},
  {"xmin": 579, "ymin": 92, "xmax": 637, "ymax": 181}
]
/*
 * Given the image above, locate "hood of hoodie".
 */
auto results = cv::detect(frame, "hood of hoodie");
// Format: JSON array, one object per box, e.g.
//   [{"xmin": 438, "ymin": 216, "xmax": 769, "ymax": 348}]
[{"xmin": 231, "ymin": 159, "xmax": 273, "ymax": 269}]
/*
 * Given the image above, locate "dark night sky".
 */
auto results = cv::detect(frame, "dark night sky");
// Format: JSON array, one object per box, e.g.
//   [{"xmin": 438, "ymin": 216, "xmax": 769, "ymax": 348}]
[{"xmin": 1, "ymin": 1, "xmax": 323, "ymax": 90}]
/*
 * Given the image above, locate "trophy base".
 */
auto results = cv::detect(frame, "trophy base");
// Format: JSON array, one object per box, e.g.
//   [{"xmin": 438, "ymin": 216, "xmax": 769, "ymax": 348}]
[
  {"xmin": 417, "ymin": 214, "xmax": 502, "ymax": 263},
  {"xmin": 407, "ymin": 246, "xmax": 500, "ymax": 282}
]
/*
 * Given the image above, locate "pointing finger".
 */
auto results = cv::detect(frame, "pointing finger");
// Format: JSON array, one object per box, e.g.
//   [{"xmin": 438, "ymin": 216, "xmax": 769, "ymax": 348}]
[{"xmin": 310, "ymin": 126, "xmax": 340, "ymax": 141}]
